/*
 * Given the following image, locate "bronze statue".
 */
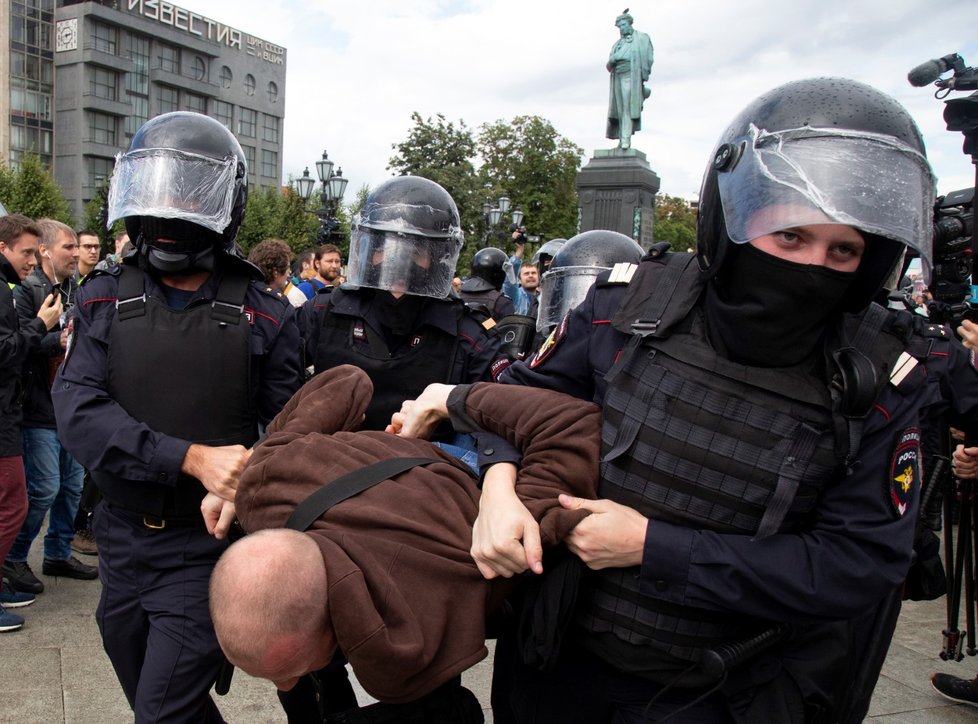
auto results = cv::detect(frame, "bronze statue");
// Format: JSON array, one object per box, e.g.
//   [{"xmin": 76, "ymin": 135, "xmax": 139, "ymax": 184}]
[{"xmin": 606, "ymin": 9, "xmax": 654, "ymax": 150}]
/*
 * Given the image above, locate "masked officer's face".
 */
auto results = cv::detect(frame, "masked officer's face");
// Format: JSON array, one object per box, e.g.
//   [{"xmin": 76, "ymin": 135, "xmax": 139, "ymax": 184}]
[{"xmin": 748, "ymin": 224, "xmax": 865, "ymax": 273}]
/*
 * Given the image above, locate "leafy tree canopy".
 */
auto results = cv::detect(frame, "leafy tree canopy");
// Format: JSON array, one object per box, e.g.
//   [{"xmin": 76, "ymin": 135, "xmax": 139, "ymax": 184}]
[
  {"xmin": 653, "ymin": 193, "xmax": 697, "ymax": 252},
  {"xmin": 0, "ymin": 153, "xmax": 74, "ymax": 226}
]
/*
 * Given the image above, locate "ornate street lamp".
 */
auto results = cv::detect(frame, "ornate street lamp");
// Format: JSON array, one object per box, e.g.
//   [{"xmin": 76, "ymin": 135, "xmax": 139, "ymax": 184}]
[
  {"xmin": 297, "ymin": 150, "xmax": 348, "ymax": 244},
  {"xmin": 482, "ymin": 195, "xmax": 526, "ymax": 246}
]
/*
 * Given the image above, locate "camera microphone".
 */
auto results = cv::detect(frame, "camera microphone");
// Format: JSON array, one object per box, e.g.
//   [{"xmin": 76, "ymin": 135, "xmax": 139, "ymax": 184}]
[{"xmin": 908, "ymin": 53, "xmax": 962, "ymax": 87}]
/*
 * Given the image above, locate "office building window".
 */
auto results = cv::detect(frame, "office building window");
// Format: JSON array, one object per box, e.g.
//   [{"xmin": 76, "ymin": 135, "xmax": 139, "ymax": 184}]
[
  {"xmin": 125, "ymin": 34, "xmax": 150, "ymax": 95},
  {"xmin": 220, "ymin": 66, "xmax": 233, "ymax": 89},
  {"xmin": 88, "ymin": 156, "xmax": 115, "ymax": 190},
  {"xmin": 192, "ymin": 56, "xmax": 206, "ymax": 81},
  {"xmin": 241, "ymin": 145, "xmax": 256, "ymax": 175},
  {"xmin": 126, "ymin": 95, "xmax": 149, "ymax": 137},
  {"xmin": 244, "ymin": 74, "xmax": 256, "ymax": 96},
  {"xmin": 91, "ymin": 21, "xmax": 116, "ymax": 54},
  {"xmin": 238, "ymin": 108, "xmax": 257, "ymax": 138},
  {"xmin": 90, "ymin": 67, "xmax": 117, "ymax": 100},
  {"xmin": 267, "ymin": 81, "xmax": 279, "ymax": 104},
  {"xmin": 212, "ymin": 100, "xmax": 233, "ymax": 129},
  {"xmin": 158, "ymin": 43, "xmax": 180, "ymax": 74},
  {"xmin": 262, "ymin": 114, "xmax": 279, "ymax": 144},
  {"xmin": 184, "ymin": 92, "xmax": 206, "ymax": 114},
  {"xmin": 90, "ymin": 112, "xmax": 117, "ymax": 146},
  {"xmin": 157, "ymin": 85, "xmax": 178, "ymax": 114},
  {"xmin": 261, "ymin": 149, "xmax": 278, "ymax": 179}
]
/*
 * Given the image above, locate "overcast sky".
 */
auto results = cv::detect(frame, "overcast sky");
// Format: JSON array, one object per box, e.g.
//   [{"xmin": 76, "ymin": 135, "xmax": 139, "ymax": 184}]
[{"xmin": 198, "ymin": 0, "xmax": 977, "ymax": 215}]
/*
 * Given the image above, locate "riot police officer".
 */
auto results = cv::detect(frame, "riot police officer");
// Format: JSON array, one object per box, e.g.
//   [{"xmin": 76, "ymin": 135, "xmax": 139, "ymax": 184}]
[
  {"xmin": 402, "ymin": 78, "xmax": 978, "ymax": 722},
  {"xmin": 52, "ymin": 112, "xmax": 301, "ymax": 723},
  {"xmin": 459, "ymin": 247, "xmax": 517, "ymax": 322},
  {"xmin": 536, "ymin": 230, "xmax": 643, "ymax": 337},
  {"xmin": 299, "ymin": 176, "xmax": 508, "ymax": 434}
]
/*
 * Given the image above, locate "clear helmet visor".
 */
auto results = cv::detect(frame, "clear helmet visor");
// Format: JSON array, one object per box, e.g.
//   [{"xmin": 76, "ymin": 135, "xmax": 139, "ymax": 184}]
[
  {"xmin": 346, "ymin": 228, "xmax": 459, "ymax": 298},
  {"xmin": 537, "ymin": 266, "xmax": 607, "ymax": 331},
  {"xmin": 106, "ymin": 149, "xmax": 238, "ymax": 234},
  {"xmin": 718, "ymin": 125, "xmax": 936, "ymax": 271}
]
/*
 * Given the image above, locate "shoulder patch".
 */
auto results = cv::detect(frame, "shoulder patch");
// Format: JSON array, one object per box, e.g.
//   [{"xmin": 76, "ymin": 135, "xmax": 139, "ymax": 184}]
[
  {"xmin": 608, "ymin": 262, "xmax": 637, "ymax": 284},
  {"xmin": 920, "ymin": 322, "xmax": 950, "ymax": 338},
  {"xmin": 889, "ymin": 351, "xmax": 919, "ymax": 387},
  {"xmin": 888, "ymin": 428, "xmax": 920, "ymax": 518},
  {"xmin": 529, "ymin": 314, "xmax": 569, "ymax": 369}
]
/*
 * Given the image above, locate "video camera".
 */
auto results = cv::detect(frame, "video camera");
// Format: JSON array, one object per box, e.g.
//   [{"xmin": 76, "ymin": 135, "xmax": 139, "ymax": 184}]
[{"xmin": 909, "ymin": 54, "xmax": 978, "ymax": 326}]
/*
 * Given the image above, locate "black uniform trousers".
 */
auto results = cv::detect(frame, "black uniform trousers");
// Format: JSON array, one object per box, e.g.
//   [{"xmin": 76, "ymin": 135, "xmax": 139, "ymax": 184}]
[{"xmin": 94, "ymin": 502, "xmax": 227, "ymax": 723}]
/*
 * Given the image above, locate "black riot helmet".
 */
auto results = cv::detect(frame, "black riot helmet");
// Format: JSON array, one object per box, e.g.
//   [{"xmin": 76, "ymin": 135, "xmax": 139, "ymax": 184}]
[
  {"xmin": 347, "ymin": 176, "xmax": 464, "ymax": 298},
  {"xmin": 531, "ymin": 239, "xmax": 566, "ymax": 270},
  {"xmin": 107, "ymin": 112, "xmax": 249, "ymax": 274},
  {"xmin": 696, "ymin": 77, "xmax": 935, "ymax": 311},
  {"xmin": 466, "ymin": 247, "xmax": 511, "ymax": 291},
  {"xmin": 538, "ymin": 230, "xmax": 643, "ymax": 331}
]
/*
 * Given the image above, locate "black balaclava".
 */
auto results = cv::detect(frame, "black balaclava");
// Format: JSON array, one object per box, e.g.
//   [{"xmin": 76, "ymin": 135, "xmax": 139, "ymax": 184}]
[
  {"xmin": 373, "ymin": 289, "xmax": 426, "ymax": 350},
  {"xmin": 705, "ymin": 243, "xmax": 856, "ymax": 367}
]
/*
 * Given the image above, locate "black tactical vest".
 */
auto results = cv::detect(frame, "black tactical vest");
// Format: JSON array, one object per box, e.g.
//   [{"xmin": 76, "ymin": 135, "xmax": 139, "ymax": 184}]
[
  {"xmin": 313, "ymin": 289, "xmax": 460, "ymax": 432},
  {"xmin": 578, "ymin": 253, "xmax": 901, "ymax": 670},
  {"xmin": 93, "ymin": 265, "xmax": 257, "ymax": 517}
]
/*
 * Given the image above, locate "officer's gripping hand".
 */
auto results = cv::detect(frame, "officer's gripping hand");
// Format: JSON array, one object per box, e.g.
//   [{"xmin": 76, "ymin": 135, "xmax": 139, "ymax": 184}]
[
  {"xmin": 201, "ymin": 492, "xmax": 236, "ymax": 540},
  {"xmin": 953, "ymin": 444, "xmax": 978, "ymax": 479},
  {"xmin": 386, "ymin": 383, "xmax": 453, "ymax": 439},
  {"xmin": 559, "ymin": 495, "xmax": 647, "ymax": 570},
  {"xmin": 181, "ymin": 444, "xmax": 251, "ymax": 502},
  {"xmin": 471, "ymin": 463, "xmax": 544, "ymax": 579}
]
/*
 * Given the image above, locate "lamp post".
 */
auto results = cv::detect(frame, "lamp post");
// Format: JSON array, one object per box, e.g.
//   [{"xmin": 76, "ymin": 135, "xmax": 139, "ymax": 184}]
[
  {"xmin": 481, "ymin": 195, "xmax": 524, "ymax": 247},
  {"xmin": 296, "ymin": 150, "xmax": 348, "ymax": 244}
]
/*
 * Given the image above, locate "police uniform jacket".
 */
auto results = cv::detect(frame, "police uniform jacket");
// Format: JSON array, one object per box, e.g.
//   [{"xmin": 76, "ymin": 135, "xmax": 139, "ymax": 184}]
[
  {"xmin": 14, "ymin": 268, "xmax": 76, "ymax": 429},
  {"xmin": 0, "ymin": 256, "xmax": 46, "ymax": 456},
  {"xmin": 297, "ymin": 286, "xmax": 509, "ymax": 431},
  {"xmin": 235, "ymin": 365, "xmax": 600, "ymax": 703},
  {"xmin": 499, "ymin": 252, "xmax": 978, "ymax": 681},
  {"xmin": 52, "ymin": 257, "xmax": 301, "ymax": 503}
]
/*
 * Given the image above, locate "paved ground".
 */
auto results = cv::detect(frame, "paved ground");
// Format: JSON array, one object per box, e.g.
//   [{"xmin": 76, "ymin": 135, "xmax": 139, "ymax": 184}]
[{"xmin": 3, "ymin": 537, "xmax": 978, "ymax": 722}]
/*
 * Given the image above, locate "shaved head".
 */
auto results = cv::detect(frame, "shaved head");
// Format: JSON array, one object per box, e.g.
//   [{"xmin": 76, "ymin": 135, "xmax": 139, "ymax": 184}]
[{"xmin": 210, "ymin": 529, "xmax": 334, "ymax": 684}]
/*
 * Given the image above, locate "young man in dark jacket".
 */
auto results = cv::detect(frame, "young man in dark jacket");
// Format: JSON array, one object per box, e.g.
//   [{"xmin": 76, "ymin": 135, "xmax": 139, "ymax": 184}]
[
  {"xmin": 0, "ymin": 214, "xmax": 62, "ymax": 629},
  {"xmin": 3, "ymin": 219, "xmax": 96, "ymax": 595}
]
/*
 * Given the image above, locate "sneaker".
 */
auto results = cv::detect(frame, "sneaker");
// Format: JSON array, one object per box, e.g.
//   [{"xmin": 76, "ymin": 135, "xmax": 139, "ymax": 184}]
[
  {"xmin": 0, "ymin": 578, "xmax": 35, "ymax": 608},
  {"xmin": 71, "ymin": 529, "xmax": 98, "ymax": 556},
  {"xmin": 0, "ymin": 605, "xmax": 24, "ymax": 633},
  {"xmin": 931, "ymin": 672, "xmax": 978, "ymax": 707},
  {"xmin": 1, "ymin": 560, "xmax": 43, "ymax": 594},
  {"xmin": 42, "ymin": 556, "xmax": 98, "ymax": 580}
]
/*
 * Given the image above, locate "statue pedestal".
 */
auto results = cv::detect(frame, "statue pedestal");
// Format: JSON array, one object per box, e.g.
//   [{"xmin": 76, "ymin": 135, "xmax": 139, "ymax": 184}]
[{"xmin": 575, "ymin": 148, "xmax": 660, "ymax": 250}]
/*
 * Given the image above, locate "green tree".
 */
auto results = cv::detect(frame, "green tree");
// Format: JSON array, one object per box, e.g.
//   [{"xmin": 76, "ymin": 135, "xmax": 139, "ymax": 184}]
[
  {"xmin": 388, "ymin": 112, "xmax": 483, "ymax": 239},
  {"xmin": 477, "ymin": 116, "xmax": 583, "ymax": 246},
  {"xmin": 80, "ymin": 176, "xmax": 124, "ymax": 255},
  {"xmin": 2, "ymin": 153, "xmax": 74, "ymax": 225},
  {"xmin": 0, "ymin": 165, "xmax": 16, "ymax": 211},
  {"xmin": 653, "ymin": 194, "xmax": 697, "ymax": 251},
  {"xmin": 236, "ymin": 183, "xmax": 320, "ymax": 258},
  {"xmin": 347, "ymin": 183, "xmax": 371, "ymax": 221}
]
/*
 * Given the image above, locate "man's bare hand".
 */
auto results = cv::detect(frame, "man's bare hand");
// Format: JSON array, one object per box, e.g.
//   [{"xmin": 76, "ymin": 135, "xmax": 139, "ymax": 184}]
[
  {"xmin": 36, "ymin": 292, "xmax": 63, "ymax": 331},
  {"xmin": 201, "ymin": 492, "xmax": 236, "ymax": 539},
  {"xmin": 470, "ymin": 463, "xmax": 543, "ymax": 579},
  {"xmin": 181, "ymin": 444, "xmax": 251, "ymax": 501},
  {"xmin": 385, "ymin": 383, "xmax": 453, "ymax": 439},
  {"xmin": 559, "ymin": 495, "xmax": 647, "ymax": 570},
  {"xmin": 958, "ymin": 320, "xmax": 978, "ymax": 352},
  {"xmin": 953, "ymin": 444, "xmax": 978, "ymax": 479}
]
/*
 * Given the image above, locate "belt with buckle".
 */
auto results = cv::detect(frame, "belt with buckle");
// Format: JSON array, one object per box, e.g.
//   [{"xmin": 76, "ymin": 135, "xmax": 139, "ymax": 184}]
[{"xmin": 106, "ymin": 504, "xmax": 201, "ymax": 530}]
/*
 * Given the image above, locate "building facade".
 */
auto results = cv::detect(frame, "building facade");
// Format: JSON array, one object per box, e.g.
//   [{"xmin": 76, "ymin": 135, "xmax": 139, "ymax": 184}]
[{"xmin": 3, "ymin": 0, "xmax": 286, "ymax": 220}]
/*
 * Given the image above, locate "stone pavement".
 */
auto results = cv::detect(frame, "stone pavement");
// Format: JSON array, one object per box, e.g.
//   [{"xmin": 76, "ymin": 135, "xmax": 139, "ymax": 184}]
[{"xmin": 3, "ymin": 539, "xmax": 978, "ymax": 722}]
